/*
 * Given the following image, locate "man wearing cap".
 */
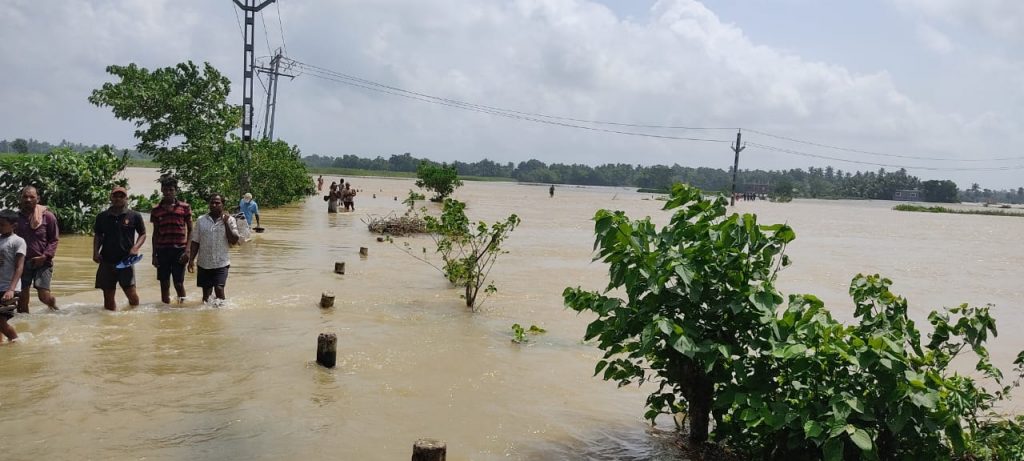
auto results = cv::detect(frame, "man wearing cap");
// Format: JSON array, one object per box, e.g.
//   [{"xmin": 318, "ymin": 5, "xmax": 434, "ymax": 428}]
[
  {"xmin": 93, "ymin": 186, "xmax": 147, "ymax": 311},
  {"xmin": 14, "ymin": 185, "xmax": 59, "ymax": 313}
]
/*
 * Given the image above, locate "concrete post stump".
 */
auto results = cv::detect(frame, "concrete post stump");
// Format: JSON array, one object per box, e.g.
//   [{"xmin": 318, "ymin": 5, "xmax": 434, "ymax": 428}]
[
  {"xmin": 320, "ymin": 292, "xmax": 335, "ymax": 308},
  {"xmin": 316, "ymin": 333, "xmax": 337, "ymax": 368},
  {"xmin": 334, "ymin": 262, "xmax": 345, "ymax": 274},
  {"xmin": 411, "ymin": 439, "xmax": 446, "ymax": 461}
]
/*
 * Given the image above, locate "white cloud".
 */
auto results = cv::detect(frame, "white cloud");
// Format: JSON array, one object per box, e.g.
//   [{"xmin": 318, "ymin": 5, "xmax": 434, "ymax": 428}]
[
  {"xmin": 1, "ymin": 0, "xmax": 1022, "ymax": 187},
  {"xmin": 889, "ymin": 0, "xmax": 1024, "ymax": 40},
  {"xmin": 915, "ymin": 23, "xmax": 955, "ymax": 54}
]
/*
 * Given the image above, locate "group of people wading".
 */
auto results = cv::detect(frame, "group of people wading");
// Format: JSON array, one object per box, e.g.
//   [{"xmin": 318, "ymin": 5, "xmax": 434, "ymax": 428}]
[
  {"xmin": 0, "ymin": 177, "xmax": 260, "ymax": 343},
  {"xmin": 317, "ymin": 175, "xmax": 357, "ymax": 213}
]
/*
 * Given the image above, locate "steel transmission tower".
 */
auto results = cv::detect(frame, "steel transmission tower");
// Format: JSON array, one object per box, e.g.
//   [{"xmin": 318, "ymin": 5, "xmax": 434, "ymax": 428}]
[
  {"xmin": 233, "ymin": 0, "xmax": 277, "ymax": 142},
  {"xmin": 257, "ymin": 50, "xmax": 295, "ymax": 141}
]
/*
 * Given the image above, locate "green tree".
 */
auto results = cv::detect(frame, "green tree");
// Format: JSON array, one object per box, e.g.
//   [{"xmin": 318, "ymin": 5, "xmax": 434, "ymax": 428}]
[
  {"xmin": 564, "ymin": 184, "xmax": 794, "ymax": 443},
  {"xmin": 10, "ymin": 138, "xmax": 29, "ymax": 154},
  {"xmin": 0, "ymin": 147, "xmax": 128, "ymax": 233},
  {"xmin": 415, "ymin": 162, "xmax": 463, "ymax": 201},
  {"xmin": 922, "ymin": 179, "xmax": 959, "ymax": 203},
  {"xmin": 89, "ymin": 61, "xmax": 312, "ymax": 207}
]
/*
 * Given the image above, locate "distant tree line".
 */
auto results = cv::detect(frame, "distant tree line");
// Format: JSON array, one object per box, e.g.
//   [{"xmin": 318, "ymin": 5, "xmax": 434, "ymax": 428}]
[
  {"xmin": 1, "ymin": 138, "xmax": 142, "ymax": 158},
  {"xmin": 305, "ymin": 153, "xmax": 1009, "ymax": 203}
]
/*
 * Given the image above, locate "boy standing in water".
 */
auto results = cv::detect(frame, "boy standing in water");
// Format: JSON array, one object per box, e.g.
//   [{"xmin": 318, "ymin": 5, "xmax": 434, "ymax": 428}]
[
  {"xmin": 0, "ymin": 210, "xmax": 27, "ymax": 342},
  {"xmin": 188, "ymin": 194, "xmax": 240, "ymax": 304}
]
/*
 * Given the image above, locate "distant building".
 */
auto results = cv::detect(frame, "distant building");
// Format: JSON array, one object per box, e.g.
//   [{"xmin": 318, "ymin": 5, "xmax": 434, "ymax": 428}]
[{"xmin": 894, "ymin": 189, "xmax": 922, "ymax": 201}]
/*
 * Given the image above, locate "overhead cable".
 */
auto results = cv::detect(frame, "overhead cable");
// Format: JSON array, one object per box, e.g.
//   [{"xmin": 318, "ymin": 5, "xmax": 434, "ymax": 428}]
[{"xmin": 290, "ymin": 62, "xmax": 732, "ymax": 144}]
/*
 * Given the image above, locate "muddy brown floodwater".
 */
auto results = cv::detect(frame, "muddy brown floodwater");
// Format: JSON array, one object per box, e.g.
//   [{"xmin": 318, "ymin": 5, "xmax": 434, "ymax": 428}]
[{"xmin": 1, "ymin": 168, "xmax": 1022, "ymax": 460}]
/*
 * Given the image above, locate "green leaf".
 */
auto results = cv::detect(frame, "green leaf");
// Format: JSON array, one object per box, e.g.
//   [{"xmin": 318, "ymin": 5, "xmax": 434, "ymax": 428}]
[
  {"xmin": 672, "ymin": 335, "xmax": 696, "ymax": 357},
  {"xmin": 910, "ymin": 391, "xmax": 938, "ymax": 409},
  {"xmin": 804, "ymin": 420, "xmax": 823, "ymax": 438},
  {"xmin": 849, "ymin": 428, "xmax": 872, "ymax": 451}
]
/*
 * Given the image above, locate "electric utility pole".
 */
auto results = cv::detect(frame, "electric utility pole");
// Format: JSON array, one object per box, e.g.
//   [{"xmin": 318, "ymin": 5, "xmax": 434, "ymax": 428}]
[
  {"xmin": 729, "ymin": 129, "xmax": 745, "ymax": 206},
  {"xmin": 233, "ymin": 0, "xmax": 277, "ymax": 143},
  {"xmin": 257, "ymin": 49, "xmax": 295, "ymax": 141}
]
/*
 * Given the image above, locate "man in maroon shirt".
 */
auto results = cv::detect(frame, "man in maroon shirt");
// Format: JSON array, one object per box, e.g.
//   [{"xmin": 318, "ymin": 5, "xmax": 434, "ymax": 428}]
[
  {"xmin": 15, "ymin": 186, "xmax": 59, "ymax": 313},
  {"xmin": 151, "ymin": 177, "xmax": 193, "ymax": 304}
]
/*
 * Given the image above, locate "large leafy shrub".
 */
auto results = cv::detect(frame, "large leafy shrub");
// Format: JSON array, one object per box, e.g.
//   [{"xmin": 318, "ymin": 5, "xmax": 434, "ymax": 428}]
[
  {"xmin": 0, "ymin": 147, "xmax": 128, "ymax": 233},
  {"xmin": 564, "ymin": 183, "xmax": 794, "ymax": 442},
  {"xmin": 565, "ymin": 184, "xmax": 1024, "ymax": 459}
]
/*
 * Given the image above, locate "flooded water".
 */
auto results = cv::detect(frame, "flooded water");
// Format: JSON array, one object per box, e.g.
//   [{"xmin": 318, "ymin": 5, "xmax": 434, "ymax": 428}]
[{"xmin": 2, "ymin": 167, "xmax": 1022, "ymax": 460}]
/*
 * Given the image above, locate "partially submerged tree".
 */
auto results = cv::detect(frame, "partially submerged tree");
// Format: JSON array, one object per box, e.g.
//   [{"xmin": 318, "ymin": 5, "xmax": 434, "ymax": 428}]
[
  {"xmin": 398, "ymin": 198, "xmax": 519, "ymax": 310},
  {"xmin": 415, "ymin": 162, "xmax": 463, "ymax": 201},
  {"xmin": 89, "ymin": 61, "xmax": 312, "ymax": 208}
]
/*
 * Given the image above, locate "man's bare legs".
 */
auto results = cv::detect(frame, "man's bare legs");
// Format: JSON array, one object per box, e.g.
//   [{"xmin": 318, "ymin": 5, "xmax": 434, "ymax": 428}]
[{"xmin": 17, "ymin": 288, "xmax": 56, "ymax": 313}]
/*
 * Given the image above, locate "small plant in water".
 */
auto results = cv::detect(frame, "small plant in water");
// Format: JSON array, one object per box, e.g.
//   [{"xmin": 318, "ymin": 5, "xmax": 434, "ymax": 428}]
[{"xmin": 511, "ymin": 323, "xmax": 546, "ymax": 343}]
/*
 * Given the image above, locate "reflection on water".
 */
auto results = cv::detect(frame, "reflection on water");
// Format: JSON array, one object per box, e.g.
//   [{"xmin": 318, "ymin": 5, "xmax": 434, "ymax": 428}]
[{"xmin": 1, "ymin": 168, "xmax": 1023, "ymax": 459}]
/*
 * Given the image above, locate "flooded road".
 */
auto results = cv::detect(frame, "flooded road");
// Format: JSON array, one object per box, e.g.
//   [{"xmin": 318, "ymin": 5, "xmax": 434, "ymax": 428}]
[{"xmin": 2, "ymin": 168, "xmax": 1022, "ymax": 460}]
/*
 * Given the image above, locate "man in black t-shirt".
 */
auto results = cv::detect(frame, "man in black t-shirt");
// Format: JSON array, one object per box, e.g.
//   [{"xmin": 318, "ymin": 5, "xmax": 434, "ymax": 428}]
[{"xmin": 92, "ymin": 186, "xmax": 147, "ymax": 311}]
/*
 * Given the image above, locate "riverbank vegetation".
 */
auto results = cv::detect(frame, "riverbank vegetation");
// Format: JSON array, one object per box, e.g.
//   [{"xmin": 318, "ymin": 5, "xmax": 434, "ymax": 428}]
[
  {"xmin": 565, "ymin": 184, "xmax": 1024, "ymax": 460},
  {"xmin": 0, "ymin": 147, "xmax": 129, "ymax": 234},
  {"xmin": 893, "ymin": 203, "xmax": 1024, "ymax": 217}
]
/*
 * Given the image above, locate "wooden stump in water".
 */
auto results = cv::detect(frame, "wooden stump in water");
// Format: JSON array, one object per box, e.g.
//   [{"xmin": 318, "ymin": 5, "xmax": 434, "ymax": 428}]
[
  {"xmin": 411, "ymin": 439, "xmax": 446, "ymax": 461},
  {"xmin": 359, "ymin": 247, "xmax": 368, "ymax": 257},
  {"xmin": 316, "ymin": 333, "xmax": 337, "ymax": 368},
  {"xmin": 334, "ymin": 262, "xmax": 345, "ymax": 274},
  {"xmin": 376, "ymin": 236, "xmax": 384, "ymax": 242},
  {"xmin": 320, "ymin": 292, "xmax": 335, "ymax": 308}
]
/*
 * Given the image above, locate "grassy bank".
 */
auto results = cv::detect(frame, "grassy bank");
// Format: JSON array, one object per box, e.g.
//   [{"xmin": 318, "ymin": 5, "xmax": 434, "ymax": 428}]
[{"xmin": 893, "ymin": 203, "xmax": 1024, "ymax": 217}]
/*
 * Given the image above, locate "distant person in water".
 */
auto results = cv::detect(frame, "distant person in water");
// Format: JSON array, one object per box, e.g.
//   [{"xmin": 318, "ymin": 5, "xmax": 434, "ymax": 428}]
[
  {"xmin": 151, "ymin": 176, "xmax": 192, "ymax": 304},
  {"xmin": 317, "ymin": 175, "xmax": 324, "ymax": 192},
  {"xmin": 342, "ymin": 183, "xmax": 356, "ymax": 211},
  {"xmin": 189, "ymin": 193, "xmax": 240, "ymax": 304},
  {"xmin": 239, "ymin": 193, "xmax": 260, "ymax": 229},
  {"xmin": 14, "ymin": 185, "xmax": 59, "ymax": 313},
  {"xmin": 93, "ymin": 186, "xmax": 147, "ymax": 311},
  {"xmin": 0, "ymin": 210, "xmax": 26, "ymax": 343},
  {"xmin": 549, "ymin": 184, "xmax": 555, "ymax": 198},
  {"xmin": 327, "ymin": 183, "xmax": 341, "ymax": 213}
]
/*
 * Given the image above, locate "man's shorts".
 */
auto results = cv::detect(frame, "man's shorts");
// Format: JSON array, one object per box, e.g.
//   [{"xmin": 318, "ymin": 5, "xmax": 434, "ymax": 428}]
[
  {"xmin": 196, "ymin": 265, "xmax": 230, "ymax": 288},
  {"xmin": 21, "ymin": 261, "xmax": 53, "ymax": 291},
  {"xmin": 0, "ymin": 292, "xmax": 19, "ymax": 320},
  {"xmin": 155, "ymin": 246, "xmax": 187, "ymax": 284},
  {"xmin": 95, "ymin": 262, "xmax": 135, "ymax": 290}
]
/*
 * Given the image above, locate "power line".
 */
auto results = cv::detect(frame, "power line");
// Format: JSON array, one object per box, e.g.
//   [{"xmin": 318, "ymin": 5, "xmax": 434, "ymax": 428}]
[
  {"xmin": 231, "ymin": 3, "xmax": 244, "ymax": 39},
  {"xmin": 275, "ymin": 0, "xmax": 287, "ymax": 55},
  {"xmin": 285, "ymin": 59, "xmax": 737, "ymax": 131},
  {"xmin": 293, "ymin": 64, "xmax": 732, "ymax": 144},
  {"xmin": 280, "ymin": 58, "xmax": 1019, "ymax": 171},
  {"xmin": 260, "ymin": 12, "xmax": 274, "ymax": 56},
  {"xmin": 745, "ymin": 128, "xmax": 1024, "ymax": 162},
  {"xmin": 747, "ymin": 142, "xmax": 1024, "ymax": 172}
]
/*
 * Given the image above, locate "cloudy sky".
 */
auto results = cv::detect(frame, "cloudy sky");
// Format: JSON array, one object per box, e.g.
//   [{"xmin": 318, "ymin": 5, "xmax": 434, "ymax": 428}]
[{"xmin": 4, "ymin": 0, "xmax": 1023, "ymax": 188}]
